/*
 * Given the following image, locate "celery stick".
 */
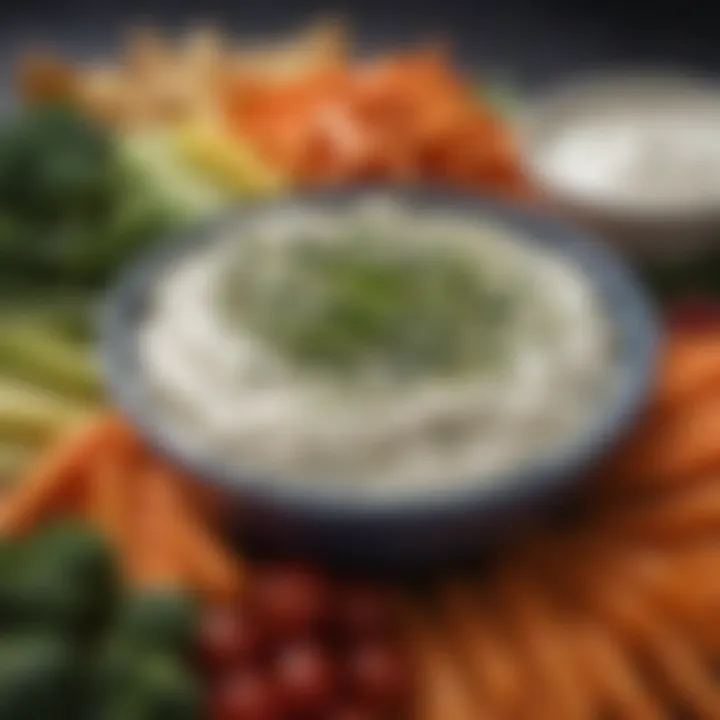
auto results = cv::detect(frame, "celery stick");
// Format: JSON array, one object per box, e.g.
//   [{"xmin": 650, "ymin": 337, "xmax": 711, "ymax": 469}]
[
  {"xmin": 0, "ymin": 378, "xmax": 93, "ymax": 444},
  {"xmin": 0, "ymin": 321, "xmax": 103, "ymax": 402}
]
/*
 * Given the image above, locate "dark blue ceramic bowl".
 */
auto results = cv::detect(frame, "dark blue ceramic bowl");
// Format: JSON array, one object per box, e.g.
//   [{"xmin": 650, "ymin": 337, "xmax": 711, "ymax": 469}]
[{"xmin": 99, "ymin": 187, "xmax": 661, "ymax": 572}]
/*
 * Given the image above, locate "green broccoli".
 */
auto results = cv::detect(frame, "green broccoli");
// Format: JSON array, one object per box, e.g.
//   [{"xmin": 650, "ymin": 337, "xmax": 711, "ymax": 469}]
[
  {"xmin": 115, "ymin": 590, "xmax": 199, "ymax": 655},
  {"xmin": 97, "ymin": 642, "xmax": 203, "ymax": 720},
  {"xmin": 0, "ymin": 634, "xmax": 79, "ymax": 719},
  {"xmin": 0, "ymin": 104, "xmax": 178, "ymax": 289},
  {"xmin": 0, "ymin": 520, "xmax": 118, "ymax": 636}
]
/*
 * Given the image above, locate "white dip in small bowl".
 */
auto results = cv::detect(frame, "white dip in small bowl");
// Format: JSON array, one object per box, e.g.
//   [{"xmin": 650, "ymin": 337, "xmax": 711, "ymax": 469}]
[{"xmin": 521, "ymin": 72, "xmax": 720, "ymax": 259}]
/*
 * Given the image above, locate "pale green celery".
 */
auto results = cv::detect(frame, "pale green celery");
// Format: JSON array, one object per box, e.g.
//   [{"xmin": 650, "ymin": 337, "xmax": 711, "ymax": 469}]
[
  {"xmin": 119, "ymin": 130, "xmax": 228, "ymax": 219},
  {"xmin": 0, "ymin": 377, "xmax": 93, "ymax": 444},
  {"xmin": 0, "ymin": 321, "xmax": 102, "ymax": 402}
]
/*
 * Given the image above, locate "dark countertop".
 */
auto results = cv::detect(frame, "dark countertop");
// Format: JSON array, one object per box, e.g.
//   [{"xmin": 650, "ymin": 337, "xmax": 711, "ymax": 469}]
[{"xmin": 1, "ymin": 1, "xmax": 718, "ymax": 106}]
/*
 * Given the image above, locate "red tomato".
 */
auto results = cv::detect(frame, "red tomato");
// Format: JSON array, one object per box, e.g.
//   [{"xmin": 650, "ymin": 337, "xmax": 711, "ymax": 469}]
[
  {"xmin": 328, "ymin": 704, "xmax": 382, "ymax": 720},
  {"xmin": 346, "ymin": 639, "xmax": 408, "ymax": 707},
  {"xmin": 212, "ymin": 669, "xmax": 282, "ymax": 720},
  {"xmin": 199, "ymin": 606, "xmax": 263, "ymax": 669},
  {"xmin": 274, "ymin": 640, "xmax": 337, "ymax": 712},
  {"xmin": 251, "ymin": 564, "xmax": 331, "ymax": 638},
  {"xmin": 337, "ymin": 585, "xmax": 396, "ymax": 639}
]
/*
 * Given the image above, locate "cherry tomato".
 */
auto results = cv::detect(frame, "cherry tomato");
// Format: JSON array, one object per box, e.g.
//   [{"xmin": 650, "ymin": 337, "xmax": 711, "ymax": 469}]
[
  {"xmin": 328, "ymin": 704, "xmax": 381, "ymax": 720},
  {"xmin": 252, "ymin": 564, "xmax": 331, "ymax": 637},
  {"xmin": 274, "ymin": 640, "xmax": 337, "ymax": 712},
  {"xmin": 337, "ymin": 585, "xmax": 395, "ymax": 638},
  {"xmin": 212, "ymin": 669, "xmax": 281, "ymax": 720},
  {"xmin": 200, "ymin": 606, "xmax": 263, "ymax": 669},
  {"xmin": 347, "ymin": 639, "xmax": 408, "ymax": 707}
]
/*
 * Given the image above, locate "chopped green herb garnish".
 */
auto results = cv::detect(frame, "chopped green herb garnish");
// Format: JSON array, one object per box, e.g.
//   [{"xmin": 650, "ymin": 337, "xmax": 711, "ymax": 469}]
[{"xmin": 218, "ymin": 227, "xmax": 516, "ymax": 378}]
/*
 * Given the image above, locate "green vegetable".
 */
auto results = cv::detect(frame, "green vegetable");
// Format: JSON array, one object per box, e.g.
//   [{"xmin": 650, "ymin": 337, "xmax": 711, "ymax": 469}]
[
  {"xmin": 221, "ymin": 231, "xmax": 516, "ymax": 377},
  {"xmin": 0, "ymin": 635, "xmax": 79, "ymax": 719},
  {"xmin": 98, "ymin": 644, "xmax": 203, "ymax": 720},
  {"xmin": 0, "ymin": 104, "xmax": 178, "ymax": 289},
  {"xmin": 120, "ymin": 130, "xmax": 227, "ymax": 219},
  {"xmin": 0, "ymin": 320, "xmax": 102, "ymax": 402},
  {"xmin": 0, "ymin": 521, "xmax": 118, "ymax": 636},
  {"xmin": 115, "ymin": 590, "xmax": 199, "ymax": 655},
  {"xmin": 0, "ymin": 378, "xmax": 91, "ymax": 445}
]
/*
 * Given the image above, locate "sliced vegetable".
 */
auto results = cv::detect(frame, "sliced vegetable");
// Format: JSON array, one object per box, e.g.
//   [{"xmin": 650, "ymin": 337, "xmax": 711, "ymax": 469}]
[
  {"xmin": 0, "ymin": 321, "xmax": 101, "ymax": 402},
  {"xmin": 0, "ymin": 378, "xmax": 91, "ymax": 445},
  {"xmin": 0, "ymin": 635, "xmax": 79, "ymax": 719},
  {"xmin": 175, "ymin": 117, "xmax": 288, "ymax": 196}
]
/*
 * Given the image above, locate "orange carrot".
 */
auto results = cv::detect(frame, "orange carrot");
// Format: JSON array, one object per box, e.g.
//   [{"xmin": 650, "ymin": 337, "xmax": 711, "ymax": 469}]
[
  {"xmin": 438, "ymin": 583, "xmax": 524, "ymax": 716},
  {"xmin": 128, "ymin": 465, "xmax": 185, "ymax": 589},
  {"xmin": 594, "ymin": 480, "xmax": 720, "ymax": 543},
  {"xmin": 654, "ymin": 333, "xmax": 720, "ymax": 411},
  {"xmin": 85, "ymin": 453, "xmax": 130, "ymax": 541},
  {"xmin": 171, "ymin": 477, "xmax": 242, "ymax": 602},
  {"xmin": 610, "ymin": 392, "xmax": 720, "ymax": 488},
  {"xmin": 0, "ymin": 413, "xmax": 131, "ymax": 535},
  {"xmin": 572, "ymin": 622, "xmax": 665, "ymax": 720},
  {"xmin": 402, "ymin": 598, "xmax": 489, "ymax": 720}
]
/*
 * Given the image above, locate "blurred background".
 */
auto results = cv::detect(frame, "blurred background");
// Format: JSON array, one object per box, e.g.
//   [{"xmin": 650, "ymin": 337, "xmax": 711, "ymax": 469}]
[{"xmin": 0, "ymin": 1, "xmax": 717, "ymax": 95}]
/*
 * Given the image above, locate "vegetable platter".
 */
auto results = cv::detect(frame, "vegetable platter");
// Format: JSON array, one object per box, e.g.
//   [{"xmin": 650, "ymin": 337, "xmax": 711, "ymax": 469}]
[
  {"xmin": 2, "ymin": 16, "xmax": 720, "ymax": 720},
  {"xmin": 0, "ymin": 20, "xmax": 526, "ymax": 480}
]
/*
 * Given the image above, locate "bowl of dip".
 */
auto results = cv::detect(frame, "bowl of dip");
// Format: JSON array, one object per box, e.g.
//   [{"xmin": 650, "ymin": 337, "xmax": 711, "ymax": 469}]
[
  {"xmin": 100, "ymin": 188, "xmax": 659, "ymax": 570},
  {"xmin": 520, "ymin": 70, "xmax": 720, "ymax": 261}
]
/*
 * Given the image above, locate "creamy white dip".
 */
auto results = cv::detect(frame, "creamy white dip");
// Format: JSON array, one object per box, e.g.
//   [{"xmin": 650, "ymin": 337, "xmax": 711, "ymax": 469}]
[
  {"xmin": 138, "ymin": 198, "xmax": 617, "ymax": 490},
  {"xmin": 533, "ymin": 90, "xmax": 720, "ymax": 212}
]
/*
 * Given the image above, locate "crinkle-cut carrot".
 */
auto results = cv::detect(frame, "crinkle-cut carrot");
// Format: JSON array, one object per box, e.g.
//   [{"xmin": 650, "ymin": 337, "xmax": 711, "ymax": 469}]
[
  {"xmin": 572, "ymin": 622, "xmax": 665, "ymax": 720},
  {"xmin": 610, "ymin": 391, "xmax": 720, "ymax": 488},
  {"xmin": 401, "ymin": 598, "xmax": 488, "ymax": 720},
  {"xmin": 653, "ymin": 333, "xmax": 720, "ymax": 411},
  {"xmin": 0, "ymin": 413, "xmax": 132, "ymax": 536}
]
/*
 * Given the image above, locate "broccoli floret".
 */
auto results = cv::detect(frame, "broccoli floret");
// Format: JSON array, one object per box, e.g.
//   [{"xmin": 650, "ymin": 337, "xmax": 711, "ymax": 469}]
[
  {"xmin": 97, "ymin": 643, "xmax": 203, "ymax": 720},
  {"xmin": 0, "ymin": 520, "xmax": 118, "ymax": 636},
  {"xmin": 115, "ymin": 590, "xmax": 199, "ymax": 655},
  {"xmin": 0, "ymin": 634, "xmax": 79, "ymax": 719},
  {"xmin": 0, "ymin": 104, "xmax": 178, "ymax": 288}
]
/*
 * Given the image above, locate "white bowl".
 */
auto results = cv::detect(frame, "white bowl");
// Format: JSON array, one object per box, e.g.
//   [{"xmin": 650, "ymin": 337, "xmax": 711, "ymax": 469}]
[{"xmin": 519, "ymin": 70, "xmax": 720, "ymax": 262}]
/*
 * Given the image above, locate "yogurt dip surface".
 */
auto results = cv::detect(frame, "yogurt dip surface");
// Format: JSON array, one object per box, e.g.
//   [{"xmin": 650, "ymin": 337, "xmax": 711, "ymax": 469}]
[
  {"xmin": 137, "ymin": 197, "xmax": 618, "ymax": 491},
  {"xmin": 525, "ymin": 74, "xmax": 720, "ymax": 215}
]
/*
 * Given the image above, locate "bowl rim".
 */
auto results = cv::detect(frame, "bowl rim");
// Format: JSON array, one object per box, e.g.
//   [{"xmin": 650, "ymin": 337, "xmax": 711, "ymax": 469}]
[{"xmin": 99, "ymin": 185, "xmax": 661, "ymax": 520}]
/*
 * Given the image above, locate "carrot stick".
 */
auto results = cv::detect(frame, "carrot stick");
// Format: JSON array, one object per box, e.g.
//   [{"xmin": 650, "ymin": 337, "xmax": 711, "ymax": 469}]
[
  {"xmin": 165, "ymin": 473, "xmax": 241, "ymax": 602},
  {"xmin": 593, "ymin": 480, "xmax": 720, "ymax": 543},
  {"xmin": 128, "ymin": 465, "xmax": 185, "ymax": 590},
  {"xmin": 85, "ymin": 453, "xmax": 131, "ymax": 544},
  {"xmin": 653, "ymin": 333, "xmax": 720, "ymax": 411},
  {"xmin": 610, "ymin": 392, "xmax": 720, "ymax": 488},
  {"xmin": 0, "ymin": 413, "xmax": 130, "ymax": 535},
  {"xmin": 496, "ymin": 569, "xmax": 596, "ymax": 720},
  {"xmin": 401, "ymin": 598, "xmax": 489, "ymax": 720},
  {"xmin": 564, "ymin": 554, "xmax": 720, "ymax": 719},
  {"xmin": 571, "ymin": 621, "xmax": 665, "ymax": 720},
  {"xmin": 438, "ymin": 583, "xmax": 523, "ymax": 717}
]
